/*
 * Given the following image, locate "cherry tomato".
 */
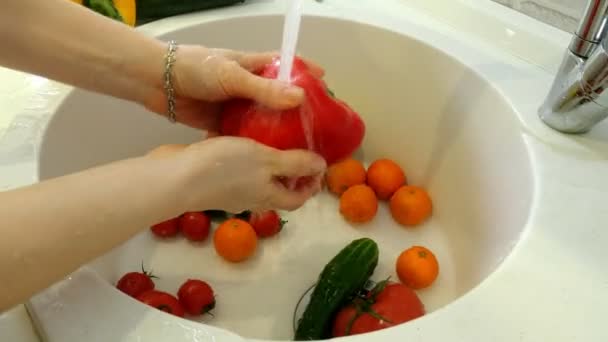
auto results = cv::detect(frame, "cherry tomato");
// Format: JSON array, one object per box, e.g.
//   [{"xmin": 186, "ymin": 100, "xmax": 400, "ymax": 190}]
[
  {"xmin": 150, "ymin": 217, "xmax": 180, "ymax": 238},
  {"xmin": 116, "ymin": 270, "xmax": 155, "ymax": 298},
  {"xmin": 248, "ymin": 210, "xmax": 286, "ymax": 238},
  {"xmin": 179, "ymin": 212, "xmax": 211, "ymax": 242},
  {"xmin": 332, "ymin": 282, "xmax": 425, "ymax": 337},
  {"xmin": 137, "ymin": 290, "xmax": 185, "ymax": 317},
  {"xmin": 177, "ymin": 279, "xmax": 216, "ymax": 316}
]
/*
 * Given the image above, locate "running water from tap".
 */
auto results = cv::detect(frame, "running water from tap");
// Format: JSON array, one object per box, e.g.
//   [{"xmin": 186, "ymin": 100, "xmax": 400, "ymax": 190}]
[
  {"xmin": 277, "ymin": 0, "xmax": 316, "ymax": 190},
  {"xmin": 278, "ymin": 0, "xmax": 314, "ymax": 149},
  {"xmin": 278, "ymin": 0, "xmax": 304, "ymax": 83}
]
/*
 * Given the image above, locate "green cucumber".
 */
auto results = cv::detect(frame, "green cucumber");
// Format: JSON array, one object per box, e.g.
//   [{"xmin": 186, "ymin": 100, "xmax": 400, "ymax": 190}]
[
  {"xmin": 295, "ymin": 238, "xmax": 379, "ymax": 340},
  {"xmin": 136, "ymin": 0, "xmax": 246, "ymax": 22}
]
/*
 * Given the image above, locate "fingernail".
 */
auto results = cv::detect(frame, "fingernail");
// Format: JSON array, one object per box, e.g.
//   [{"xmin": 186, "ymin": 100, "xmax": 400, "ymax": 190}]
[{"xmin": 282, "ymin": 85, "xmax": 304, "ymax": 101}]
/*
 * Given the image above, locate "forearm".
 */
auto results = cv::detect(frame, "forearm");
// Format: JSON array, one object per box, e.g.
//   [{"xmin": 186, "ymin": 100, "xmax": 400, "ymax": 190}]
[
  {"xmin": 0, "ymin": 156, "xmax": 188, "ymax": 312},
  {"xmin": 0, "ymin": 0, "xmax": 165, "ymax": 107}
]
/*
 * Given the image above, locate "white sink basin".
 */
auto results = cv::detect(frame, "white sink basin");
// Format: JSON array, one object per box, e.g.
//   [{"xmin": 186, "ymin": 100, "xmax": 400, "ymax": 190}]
[{"xmin": 23, "ymin": 1, "xmax": 606, "ymax": 342}]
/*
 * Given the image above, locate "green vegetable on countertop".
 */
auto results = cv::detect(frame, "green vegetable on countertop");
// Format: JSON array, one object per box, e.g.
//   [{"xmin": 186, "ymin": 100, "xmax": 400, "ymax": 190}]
[
  {"xmin": 84, "ymin": 0, "xmax": 123, "ymax": 22},
  {"xmin": 136, "ymin": 0, "xmax": 246, "ymax": 21},
  {"xmin": 294, "ymin": 238, "xmax": 380, "ymax": 340}
]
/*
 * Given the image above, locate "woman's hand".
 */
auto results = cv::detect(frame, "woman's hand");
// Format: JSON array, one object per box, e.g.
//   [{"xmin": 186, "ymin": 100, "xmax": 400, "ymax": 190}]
[
  {"xmin": 148, "ymin": 136, "xmax": 327, "ymax": 213},
  {"xmin": 1, "ymin": 1, "xmax": 324, "ymax": 133},
  {"xmin": 144, "ymin": 45, "xmax": 325, "ymax": 133},
  {"xmin": 0, "ymin": 136, "xmax": 325, "ymax": 311}
]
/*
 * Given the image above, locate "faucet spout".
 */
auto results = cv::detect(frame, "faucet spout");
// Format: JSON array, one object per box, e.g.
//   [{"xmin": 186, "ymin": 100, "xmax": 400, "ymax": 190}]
[{"xmin": 539, "ymin": 0, "xmax": 608, "ymax": 133}]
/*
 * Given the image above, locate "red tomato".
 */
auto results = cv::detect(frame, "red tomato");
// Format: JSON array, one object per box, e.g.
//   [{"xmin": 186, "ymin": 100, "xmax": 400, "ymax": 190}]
[
  {"xmin": 137, "ymin": 290, "xmax": 185, "ymax": 317},
  {"xmin": 219, "ymin": 57, "xmax": 365, "ymax": 165},
  {"xmin": 179, "ymin": 212, "xmax": 211, "ymax": 241},
  {"xmin": 249, "ymin": 210, "xmax": 286, "ymax": 238},
  {"xmin": 332, "ymin": 282, "xmax": 425, "ymax": 337},
  {"xmin": 150, "ymin": 217, "xmax": 180, "ymax": 238},
  {"xmin": 116, "ymin": 271, "xmax": 155, "ymax": 298},
  {"xmin": 177, "ymin": 279, "xmax": 216, "ymax": 316}
]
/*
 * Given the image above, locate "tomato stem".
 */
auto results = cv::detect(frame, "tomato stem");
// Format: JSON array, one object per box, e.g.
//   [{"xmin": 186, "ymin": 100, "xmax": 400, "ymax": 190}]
[
  {"xmin": 202, "ymin": 299, "xmax": 216, "ymax": 316},
  {"xmin": 342, "ymin": 276, "xmax": 395, "ymax": 335},
  {"xmin": 344, "ymin": 302, "xmax": 364, "ymax": 335},
  {"xmin": 140, "ymin": 261, "xmax": 158, "ymax": 279},
  {"xmin": 204, "ymin": 210, "xmax": 229, "ymax": 221},
  {"xmin": 369, "ymin": 277, "xmax": 391, "ymax": 299},
  {"xmin": 157, "ymin": 304, "xmax": 172, "ymax": 313},
  {"xmin": 234, "ymin": 210, "xmax": 252, "ymax": 220},
  {"xmin": 366, "ymin": 308, "xmax": 393, "ymax": 324}
]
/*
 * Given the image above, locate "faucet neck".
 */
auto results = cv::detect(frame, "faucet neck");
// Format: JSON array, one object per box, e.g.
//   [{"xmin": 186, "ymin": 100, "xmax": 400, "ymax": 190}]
[
  {"xmin": 537, "ymin": 0, "xmax": 608, "ymax": 133},
  {"xmin": 570, "ymin": 0, "xmax": 608, "ymax": 58}
]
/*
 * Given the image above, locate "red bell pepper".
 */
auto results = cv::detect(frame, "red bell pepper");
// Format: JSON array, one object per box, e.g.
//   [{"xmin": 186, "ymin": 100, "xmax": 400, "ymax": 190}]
[{"xmin": 219, "ymin": 57, "xmax": 365, "ymax": 165}]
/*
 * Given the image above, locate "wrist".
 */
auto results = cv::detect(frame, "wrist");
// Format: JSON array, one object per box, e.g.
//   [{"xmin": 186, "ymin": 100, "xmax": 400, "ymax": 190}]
[
  {"xmin": 136, "ymin": 153, "xmax": 192, "ymax": 220},
  {"xmin": 129, "ymin": 39, "xmax": 168, "ymax": 113},
  {"xmin": 142, "ymin": 145, "xmax": 213, "ymax": 215},
  {"xmin": 141, "ymin": 44, "xmax": 209, "ymax": 118},
  {"xmin": 169, "ymin": 144, "xmax": 221, "ymax": 213}
]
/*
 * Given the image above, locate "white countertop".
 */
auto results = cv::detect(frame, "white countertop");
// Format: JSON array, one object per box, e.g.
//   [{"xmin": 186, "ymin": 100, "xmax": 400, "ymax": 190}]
[
  {"xmin": 0, "ymin": 69, "xmax": 49, "ymax": 342},
  {"xmin": 1, "ymin": 0, "xmax": 603, "ymax": 341}
]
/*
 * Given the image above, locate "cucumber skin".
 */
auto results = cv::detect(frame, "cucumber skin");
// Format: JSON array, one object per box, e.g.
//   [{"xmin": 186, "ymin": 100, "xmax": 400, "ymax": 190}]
[
  {"xmin": 295, "ymin": 238, "xmax": 380, "ymax": 341},
  {"xmin": 136, "ymin": 0, "xmax": 245, "ymax": 21}
]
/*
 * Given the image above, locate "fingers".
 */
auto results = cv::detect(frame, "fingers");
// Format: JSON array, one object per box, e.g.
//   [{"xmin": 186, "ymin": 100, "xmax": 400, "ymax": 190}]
[
  {"xmin": 269, "ymin": 175, "xmax": 323, "ymax": 211},
  {"xmin": 216, "ymin": 48, "xmax": 326, "ymax": 77},
  {"xmin": 218, "ymin": 60, "xmax": 305, "ymax": 110},
  {"xmin": 208, "ymin": 48, "xmax": 273, "ymax": 72},
  {"xmin": 213, "ymin": 48, "xmax": 327, "ymax": 109},
  {"xmin": 262, "ymin": 148, "xmax": 326, "ymax": 210},
  {"xmin": 270, "ymin": 149, "xmax": 327, "ymax": 178},
  {"xmin": 238, "ymin": 52, "xmax": 325, "ymax": 78},
  {"xmin": 237, "ymin": 52, "xmax": 277, "ymax": 71},
  {"xmin": 271, "ymin": 187, "xmax": 317, "ymax": 211}
]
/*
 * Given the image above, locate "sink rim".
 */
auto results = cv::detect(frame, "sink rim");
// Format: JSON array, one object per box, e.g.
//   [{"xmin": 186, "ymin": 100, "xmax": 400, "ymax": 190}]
[
  {"xmin": 23, "ymin": 1, "xmax": 603, "ymax": 342},
  {"xmin": 35, "ymin": 11, "xmax": 537, "ymax": 342},
  {"xmin": 32, "ymin": 4, "xmax": 540, "ymax": 342}
]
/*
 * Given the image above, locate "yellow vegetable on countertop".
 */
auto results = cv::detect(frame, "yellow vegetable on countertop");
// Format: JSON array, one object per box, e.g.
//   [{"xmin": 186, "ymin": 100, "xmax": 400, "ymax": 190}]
[
  {"xmin": 70, "ymin": 0, "xmax": 244, "ymax": 26},
  {"xmin": 112, "ymin": 0, "xmax": 136, "ymax": 26}
]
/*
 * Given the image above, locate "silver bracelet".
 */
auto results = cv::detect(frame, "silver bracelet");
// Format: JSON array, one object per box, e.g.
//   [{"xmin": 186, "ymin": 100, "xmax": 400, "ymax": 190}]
[{"xmin": 163, "ymin": 40, "xmax": 178, "ymax": 123}]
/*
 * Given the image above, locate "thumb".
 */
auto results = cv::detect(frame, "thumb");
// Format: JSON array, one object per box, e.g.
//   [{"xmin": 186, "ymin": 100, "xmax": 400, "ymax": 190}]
[
  {"xmin": 271, "ymin": 149, "xmax": 327, "ymax": 178},
  {"xmin": 220, "ymin": 62, "xmax": 305, "ymax": 110}
]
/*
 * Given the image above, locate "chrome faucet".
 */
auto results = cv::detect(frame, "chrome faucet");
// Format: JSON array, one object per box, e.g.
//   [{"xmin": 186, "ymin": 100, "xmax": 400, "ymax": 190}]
[{"xmin": 539, "ymin": 0, "xmax": 608, "ymax": 133}]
